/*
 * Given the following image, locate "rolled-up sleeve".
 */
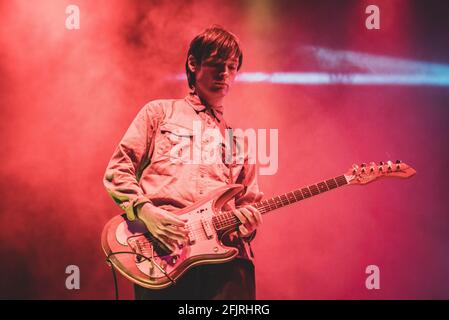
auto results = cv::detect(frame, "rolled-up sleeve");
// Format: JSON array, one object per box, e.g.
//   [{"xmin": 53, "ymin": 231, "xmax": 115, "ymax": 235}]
[{"xmin": 103, "ymin": 103, "xmax": 161, "ymax": 220}]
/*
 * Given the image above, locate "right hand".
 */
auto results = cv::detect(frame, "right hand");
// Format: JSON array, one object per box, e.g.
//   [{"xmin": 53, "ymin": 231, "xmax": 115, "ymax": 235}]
[{"xmin": 137, "ymin": 203, "xmax": 188, "ymax": 252}]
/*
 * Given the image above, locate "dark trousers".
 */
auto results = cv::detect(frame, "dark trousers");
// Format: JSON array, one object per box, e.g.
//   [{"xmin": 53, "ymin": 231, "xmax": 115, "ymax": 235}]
[{"xmin": 134, "ymin": 258, "xmax": 255, "ymax": 300}]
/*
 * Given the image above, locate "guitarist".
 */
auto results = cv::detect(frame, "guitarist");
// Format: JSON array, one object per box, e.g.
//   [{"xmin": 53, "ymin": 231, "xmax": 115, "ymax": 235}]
[{"xmin": 103, "ymin": 26, "xmax": 264, "ymax": 300}]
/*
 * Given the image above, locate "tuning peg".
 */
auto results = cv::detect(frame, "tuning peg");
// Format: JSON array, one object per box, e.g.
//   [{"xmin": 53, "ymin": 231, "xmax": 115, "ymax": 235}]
[
  {"xmin": 379, "ymin": 161, "xmax": 384, "ymax": 166},
  {"xmin": 396, "ymin": 160, "xmax": 401, "ymax": 170},
  {"xmin": 360, "ymin": 163, "xmax": 367, "ymax": 173},
  {"xmin": 387, "ymin": 160, "xmax": 393, "ymax": 171},
  {"xmin": 352, "ymin": 164, "xmax": 359, "ymax": 174},
  {"xmin": 369, "ymin": 162, "xmax": 376, "ymax": 172},
  {"xmin": 395, "ymin": 160, "xmax": 401, "ymax": 164}
]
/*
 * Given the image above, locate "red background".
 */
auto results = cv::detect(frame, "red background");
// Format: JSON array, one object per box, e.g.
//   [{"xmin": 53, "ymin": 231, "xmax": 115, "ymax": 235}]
[{"xmin": 1, "ymin": 0, "xmax": 448, "ymax": 299}]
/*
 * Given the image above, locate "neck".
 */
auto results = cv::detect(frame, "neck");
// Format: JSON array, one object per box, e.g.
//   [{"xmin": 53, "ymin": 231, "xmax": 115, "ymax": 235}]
[{"xmin": 194, "ymin": 90, "xmax": 223, "ymax": 109}]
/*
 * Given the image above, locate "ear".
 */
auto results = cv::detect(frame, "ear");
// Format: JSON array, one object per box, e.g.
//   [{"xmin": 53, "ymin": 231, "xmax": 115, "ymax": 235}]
[{"xmin": 187, "ymin": 55, "xmax": 197, "ymax": 73}]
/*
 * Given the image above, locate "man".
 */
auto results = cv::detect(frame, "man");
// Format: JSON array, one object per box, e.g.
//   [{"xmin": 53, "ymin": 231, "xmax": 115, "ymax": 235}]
[{"xmin": 104, "ymin": 26, "xmax": 263, "ymax": 299}]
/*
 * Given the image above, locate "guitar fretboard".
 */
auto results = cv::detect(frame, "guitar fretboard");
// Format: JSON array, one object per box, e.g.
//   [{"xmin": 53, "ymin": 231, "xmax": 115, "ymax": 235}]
[{"xmin": 212, "ymin": 174, "xmax": 348, "ymax": 232}]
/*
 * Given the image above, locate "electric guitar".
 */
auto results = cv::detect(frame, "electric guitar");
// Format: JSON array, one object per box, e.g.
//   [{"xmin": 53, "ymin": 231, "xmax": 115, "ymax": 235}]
[{"xmin": 101, "ymin": 160, "xmax": 416, "ymax": 289}]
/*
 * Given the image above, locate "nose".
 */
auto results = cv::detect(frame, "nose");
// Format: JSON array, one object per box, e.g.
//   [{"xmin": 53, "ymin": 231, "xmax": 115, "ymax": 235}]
[{"xmin": 218, "ymin": 65, "xmax": 229, "ymax": 79}]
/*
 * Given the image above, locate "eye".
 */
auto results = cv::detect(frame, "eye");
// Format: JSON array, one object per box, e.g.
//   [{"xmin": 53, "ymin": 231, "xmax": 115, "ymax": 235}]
[{"xmin": 203, "ymin": 61, "xmax": 220, "ymax": 68}]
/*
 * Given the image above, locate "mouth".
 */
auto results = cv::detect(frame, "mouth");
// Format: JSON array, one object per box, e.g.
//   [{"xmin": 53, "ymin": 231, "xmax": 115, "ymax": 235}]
[{"xmin": 213, "ymin": 82, "xmax": 228, "ymax": 88}]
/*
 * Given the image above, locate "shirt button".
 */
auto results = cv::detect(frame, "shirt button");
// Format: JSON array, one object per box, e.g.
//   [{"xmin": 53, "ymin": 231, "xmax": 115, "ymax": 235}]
[
  {"xmin": 200, "ymin": 174, "xmax": 205, "ymax": 178},
  {"xmin": 199, "ymin": 190, "xmax": 203, "ymax": 194}
]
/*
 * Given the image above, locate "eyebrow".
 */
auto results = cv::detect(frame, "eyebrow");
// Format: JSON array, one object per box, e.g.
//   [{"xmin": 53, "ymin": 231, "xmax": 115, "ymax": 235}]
[{"xmin": 205, "ymin": 57, "xmax": 239, "ymax": 64}]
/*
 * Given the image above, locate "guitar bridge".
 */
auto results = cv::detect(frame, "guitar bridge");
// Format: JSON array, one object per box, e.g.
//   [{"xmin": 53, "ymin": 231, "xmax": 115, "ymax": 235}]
[
  {"xmin": 127, "ymin": 236, "xmax": 147, "ymax": 263},
  {"xmin": 127, "ymin": 233, "xmax": 175, "ymax": 264}
]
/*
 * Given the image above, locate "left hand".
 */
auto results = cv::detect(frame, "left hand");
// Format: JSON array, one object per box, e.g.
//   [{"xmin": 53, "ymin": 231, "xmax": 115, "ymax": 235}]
[{"xmin": 233, "ymin": 205, "xmax": 263, "ymax": 238}]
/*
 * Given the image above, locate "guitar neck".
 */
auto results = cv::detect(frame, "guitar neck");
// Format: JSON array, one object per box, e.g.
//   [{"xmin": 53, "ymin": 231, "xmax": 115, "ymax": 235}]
[
  {"xmin": 254, "ymin": 174, "xmax": 348, "ymax": 214},
  {"xmin": 213, "ymin": 174, "xmax": 348, "ymax": 232}
]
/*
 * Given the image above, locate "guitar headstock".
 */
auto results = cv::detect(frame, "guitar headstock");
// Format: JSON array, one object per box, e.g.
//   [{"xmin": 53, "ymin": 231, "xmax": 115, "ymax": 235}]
[{"xmin": 345, "ymin": 160, "xmax": 416, "ymax": 185}]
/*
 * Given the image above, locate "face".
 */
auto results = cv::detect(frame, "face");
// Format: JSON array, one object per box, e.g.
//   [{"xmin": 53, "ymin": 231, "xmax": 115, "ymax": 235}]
[{"xmin": 190, "ymin": 53, "xmax": 239, "ymax": 106}]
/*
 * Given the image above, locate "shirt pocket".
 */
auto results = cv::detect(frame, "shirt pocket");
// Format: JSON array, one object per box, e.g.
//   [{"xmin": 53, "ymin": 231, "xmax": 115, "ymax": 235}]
[{"xmin": 151, "ymin": 122, "xmax": 194, "ymax": 174}]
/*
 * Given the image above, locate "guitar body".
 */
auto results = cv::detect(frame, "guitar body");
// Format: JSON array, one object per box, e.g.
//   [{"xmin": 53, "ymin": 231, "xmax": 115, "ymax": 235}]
[{"xmin": 101, "ymin": 184, "xmax": 245, "ymax": 289}]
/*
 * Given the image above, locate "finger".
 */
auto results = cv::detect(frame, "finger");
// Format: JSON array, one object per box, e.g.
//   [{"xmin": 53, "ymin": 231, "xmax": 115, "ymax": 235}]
[
  {"xmin": 247, "ymin": 205, "xmax": 262, "ymax": 225},
  {"xmin": 238, "ymin": 224, "xmax": 249, "ymax": 236},
  {"xmin": 233, "ymin": 208, "xmax": 247, "ymax": 224},
  {"xmin": 154, "ymin": 233, "xmax": 176, "ymax": 252},
  {"xmin": 239, "ymin": 207, "xmax": 256, "ymax": 226},
  {"xmin": 162, "ymin": 212, "xmax": 187, "ymax": 227},
  {"xmin": 163, "ymin": 236, "xmax": 184, "ymax": 252},
  {"xmin": 160, "ymin": 225, "xmax": 188, "ymax": 243},
  {"xmin": 166, "ymin": 224, "xmax": 189, "ymax": 236},
  {"xmin": 255, "ymin": 191, "xmax": 264, "ymax": 202},
  {"xmin": 164, "ymin": 224, "xmax": 188, "ymax": 236}
]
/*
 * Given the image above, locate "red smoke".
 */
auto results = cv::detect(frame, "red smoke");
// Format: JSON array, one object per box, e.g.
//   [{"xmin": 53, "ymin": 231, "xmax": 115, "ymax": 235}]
[{"xmin": 0, "ymin": 0, "xmax": 448, "ymax": 299}]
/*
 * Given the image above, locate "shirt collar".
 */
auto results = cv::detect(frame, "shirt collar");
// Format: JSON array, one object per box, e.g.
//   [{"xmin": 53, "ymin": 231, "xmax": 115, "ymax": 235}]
[{"xmin": 185, "ymin": 92, "xmax": 224, "ymax": 120}]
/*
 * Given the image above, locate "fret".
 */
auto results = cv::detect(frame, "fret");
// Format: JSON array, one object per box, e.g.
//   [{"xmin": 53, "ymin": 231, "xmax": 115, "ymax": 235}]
[
  {"xmin": 293, "ymin": 190, "xmax": 304, "ymax": 201},
  {"xmin": 280, "ymin": 194, "xmax": 289, "ymax": 205},
  {"xmin": 254, "ymin": 202, "xmax": 262, "ymax": 209},
  {"xmin": 214, "ymin": 217, "xmax": 223, "ymax": 229},
  {"xmin": 325, "ymin": 178, "xmax": 338, "ymax": 189},
  {"xmin": 309, "ymin": 185, "xmax": 320, "ymax": 196},
  {"xmin": 317, "ymin": 182, "xmax": 329, "ymax": 193},
  {"xmin": 266, "ymin": 200, "xmax": 276, "ymax": 210},
  {"xmin": 262, "ymin": 203, "xmax": 270, "ymax": 210},
  {"xmin": 274, "ymin": 196, "xmax": 282, "ymax": 208},
  {"xmin": 287, "ymin": 191, "xmax": 297, "ymax": 203},
  {"xmin": 301, "ymin": 188, "xmax": 311, "ymax": 198},
  {"xmin": 226, "ymin": 214, "xmax": 236, "ymax": 228},
  {"xmin": 218, "ymin": 215, "xmax": 225, "ymax": 228},
  {"xmin": 335, "ymin": 175, "xmax": 347, "ymax": 186}
]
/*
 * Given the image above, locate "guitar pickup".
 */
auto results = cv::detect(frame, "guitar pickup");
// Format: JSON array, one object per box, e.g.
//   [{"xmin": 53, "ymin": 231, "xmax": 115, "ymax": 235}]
[
  {"xmin": 201, "ymin": 219, "xmax": 214, "ymax": 239},
  {"xmin": 186, "ymin": 225, "xmax": 196, "ymax": 245}
]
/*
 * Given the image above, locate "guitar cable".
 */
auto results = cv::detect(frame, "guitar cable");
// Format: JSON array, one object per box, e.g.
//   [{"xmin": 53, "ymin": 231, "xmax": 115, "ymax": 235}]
[{"xmin": 106, "ymin": 251, "xmax": 176, "ymax": 300}]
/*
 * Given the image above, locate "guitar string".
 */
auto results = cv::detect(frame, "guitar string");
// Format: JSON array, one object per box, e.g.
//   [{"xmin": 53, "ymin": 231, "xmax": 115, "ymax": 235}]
[
  {"xmin": 134, "ymin": 177, "xmax": 346, "ymax": 241},
  {"xmin": 134, "ymin": 190, "xmax": 326, "ymax": 247},
  {"xmin": 198, "ymin": 177, "xmax": 345, "ymax": 232},
  {"xmin": 130, "ymin": 175, "xmax": 363, "ymax": 254},
  {"xmin": 159, "ymin": 192, "xmax": 312, "ymax": 235},
  {"xmin": 212, "ymin": 178, "xmax": 345, "ymax": 230}
]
